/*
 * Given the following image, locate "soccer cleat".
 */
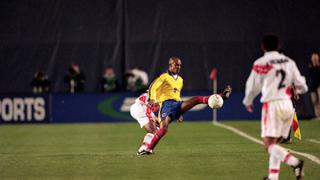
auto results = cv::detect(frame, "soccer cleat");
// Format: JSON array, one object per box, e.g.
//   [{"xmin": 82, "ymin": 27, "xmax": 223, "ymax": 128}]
[
  {"xmin": 137, "ymin": 149, "xmax": 152, "ymax": 156},
  {"xmin": 221, "ymin": 85, "xmax": 232, "ymax": 99},
  {"xmin": 292, "ymin": 160, "xmax": 304, "ymax": 180},
  {"xmin": 138, "ymin": 145, "xmax": 146, "ymax": 153},
  {"xmin": 262, "ymin": 177, "xmax": 270, "ymax": 180}
]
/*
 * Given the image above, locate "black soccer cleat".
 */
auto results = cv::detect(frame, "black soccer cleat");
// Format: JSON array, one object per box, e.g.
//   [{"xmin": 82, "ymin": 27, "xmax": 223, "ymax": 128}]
[
  {"xmin": 137, "ymin": 149, "xmax": 152, "ymax": 156},
  {"xmin": 262, "ymin": 177, "xmax": 270, "ymax": 180},
  {"xmin": 292, "ymin": 160, "xmax": 304, "ymax": 180},
  {"xmin": 221, "ymin": 85, "xmax": 232, "ymax": 99}
]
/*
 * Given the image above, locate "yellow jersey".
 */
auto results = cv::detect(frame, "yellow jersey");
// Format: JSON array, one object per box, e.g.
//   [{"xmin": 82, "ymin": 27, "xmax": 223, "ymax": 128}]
[{"xmin": 149, "ymin": 72, "xmax": 183, "ymax": 102}]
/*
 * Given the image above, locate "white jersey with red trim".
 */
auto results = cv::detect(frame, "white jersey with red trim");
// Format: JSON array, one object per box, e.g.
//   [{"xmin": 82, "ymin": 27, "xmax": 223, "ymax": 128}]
[
  {"xmin": 243, "ymin": 51, "xmax": 308, "ymax": 106},
  {"xmin": 135, "ymin": 93, "xmax": 149, "ymax": 105}
]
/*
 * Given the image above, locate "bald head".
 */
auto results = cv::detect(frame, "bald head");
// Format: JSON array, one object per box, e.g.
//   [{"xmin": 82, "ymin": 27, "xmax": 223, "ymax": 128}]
[
  {"xmin": 168, "ymin": 57, "xmax": 182, "ymax": 75},
  {"xmin": 169, "ymin": 57, "xmax": 181, "ymax": 65}
]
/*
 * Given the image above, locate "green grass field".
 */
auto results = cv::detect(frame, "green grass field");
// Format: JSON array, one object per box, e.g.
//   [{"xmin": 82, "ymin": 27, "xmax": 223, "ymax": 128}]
[{"xmin": 0, "ymin": 120, "xmax": 319, "ymax": 180}]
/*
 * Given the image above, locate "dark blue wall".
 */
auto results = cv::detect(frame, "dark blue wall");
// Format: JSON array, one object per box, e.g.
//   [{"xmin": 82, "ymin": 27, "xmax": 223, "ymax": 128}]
[{"xmin": 1, "ymin": 0, "xmax": 320, "ymax": 93}]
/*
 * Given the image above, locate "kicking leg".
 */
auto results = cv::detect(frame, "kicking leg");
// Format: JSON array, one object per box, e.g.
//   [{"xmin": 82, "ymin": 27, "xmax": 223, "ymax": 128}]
[
  {"xmin": 180, "ymin": 85, "xmax": 232, "ymax": 113},
  {"xmin": 180, "ymin": 97, "xmax": 208, "ymax": 113}
]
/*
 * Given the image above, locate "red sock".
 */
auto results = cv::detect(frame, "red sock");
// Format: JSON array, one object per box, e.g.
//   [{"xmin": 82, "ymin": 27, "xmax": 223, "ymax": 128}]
[
  {"xmin": 146, "ymin": 128, "xmax": 167, "ymax": 150},
  {"xmin": 195, "ymin": 96, "xmax": 209, "ymax": 104}
]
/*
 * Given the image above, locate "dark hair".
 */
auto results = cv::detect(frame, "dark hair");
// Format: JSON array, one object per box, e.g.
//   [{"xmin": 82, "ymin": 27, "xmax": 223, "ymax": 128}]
[
  {"xmin": 263, "ymin": 35, "xmax": 279, "ymax": 51},
  {"xmin": 68, "ymin": 67, "xmax": 76, "ymax": 74},
  {"xmin": 35, "ymin": 71, "xmax": 45, "ymax": 79}
]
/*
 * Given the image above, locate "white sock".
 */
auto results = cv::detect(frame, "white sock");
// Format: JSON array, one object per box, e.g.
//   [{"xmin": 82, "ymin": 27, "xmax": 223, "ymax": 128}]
[
  {"xmin": 143, "ymin": 133, "xmax": 154, "ymax": 146},
  {"xmin": 268, "ymin": 155, "xmax": 281, "ymax": 180},
  {"xmin": 268, "ymin": 144, "xmax": 299, "ymax": 166},
  {"xmin": 138, "ymin": 133, "xmax": 155, "ymax": 152}
]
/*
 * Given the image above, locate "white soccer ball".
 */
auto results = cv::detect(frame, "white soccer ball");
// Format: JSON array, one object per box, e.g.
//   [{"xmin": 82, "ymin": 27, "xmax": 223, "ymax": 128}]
[{"xmin": 208, "ymin": 94, "xmax": 224, "ymax": 109}]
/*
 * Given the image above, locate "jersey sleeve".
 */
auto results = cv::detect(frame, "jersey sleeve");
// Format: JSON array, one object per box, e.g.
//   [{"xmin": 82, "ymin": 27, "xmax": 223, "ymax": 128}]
[
  {"xmin": 291, "ymin": 61, "xmax": 308, "ymax": 94},
  {"xmin": 149, "ymin": 74, "xmax": 165, "ymax": 102},
  {"xmin": 243, "ymin": 65, "xmax": 263, "ymax": 106}
]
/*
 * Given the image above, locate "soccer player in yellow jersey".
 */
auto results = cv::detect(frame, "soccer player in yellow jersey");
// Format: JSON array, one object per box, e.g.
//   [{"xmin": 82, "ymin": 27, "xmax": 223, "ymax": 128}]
[{"xmin": 137, "ymin": 57, "xmax": 232, "ymax": 155}]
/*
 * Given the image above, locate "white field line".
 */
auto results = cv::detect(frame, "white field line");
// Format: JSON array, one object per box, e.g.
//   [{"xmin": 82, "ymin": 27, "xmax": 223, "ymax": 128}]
[
  {"xmin": 214, "ymin": 122, "xmax": 320, "ymax": 165},
  {"xmin": 307, "ymin": 139, "xmax": 320, "ymax": 144}
]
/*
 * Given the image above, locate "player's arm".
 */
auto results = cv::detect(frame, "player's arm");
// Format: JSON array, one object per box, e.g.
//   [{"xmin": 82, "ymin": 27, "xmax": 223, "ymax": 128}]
[
  {"xmin": 291, "ymin": 61, "xmax": 308, "ymax": 94},
  {"xmin": 243, "ymin": 67, "xmax": 262, "ymax": 112}
]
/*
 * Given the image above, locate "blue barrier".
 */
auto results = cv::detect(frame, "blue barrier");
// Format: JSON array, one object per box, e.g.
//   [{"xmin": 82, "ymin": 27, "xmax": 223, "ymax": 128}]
[
  {"xmin": 217, "ymin": 92, "xmax": 261, "ymax": 120},
  {"xmin": 0, "ymin": 92, "xmax": 261, "ymax": 124},
  {"xmin": 52, "ymin": 93, "xmax": 134, "ymax": 123}
]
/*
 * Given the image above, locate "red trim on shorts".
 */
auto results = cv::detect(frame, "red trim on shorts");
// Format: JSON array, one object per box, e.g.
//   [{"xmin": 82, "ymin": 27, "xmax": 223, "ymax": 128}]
[
  {"xmin": 284, "ymin": 153, "xmax": 292, "ymax": 163},
  {"xmin": 269, "ymin": 169, "xmax": 280, "ymax": 174},
  {"xmin": 263, "ymin": 102, "xmax": 269, "ymax": 133}
]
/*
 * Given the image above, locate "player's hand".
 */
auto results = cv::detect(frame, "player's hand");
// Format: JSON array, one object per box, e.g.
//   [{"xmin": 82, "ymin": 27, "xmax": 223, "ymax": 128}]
[
  {"xmin": 293, "ymin": 90, "xmax": 300, "ymax": 101},
  {"xmin": 291, "ymin": 84, "xmax": 300, "ymax": 102},
  {"xmin": 148, "ymin": 99, "xmax": 155, "ymax": 106},
  {"xmin": 177, "ymin": 115, "xmax": 183, "ymax": 123},
  {"xmin": 245, "ymin": 105, "xmax": 253, "ymax": 113}
]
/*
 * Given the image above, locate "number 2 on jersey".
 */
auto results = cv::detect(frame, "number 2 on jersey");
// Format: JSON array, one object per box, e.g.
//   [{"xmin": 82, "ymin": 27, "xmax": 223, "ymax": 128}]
[{"xmin": 276, "ymin": 69, "xmax": 286, "ymax": 89}]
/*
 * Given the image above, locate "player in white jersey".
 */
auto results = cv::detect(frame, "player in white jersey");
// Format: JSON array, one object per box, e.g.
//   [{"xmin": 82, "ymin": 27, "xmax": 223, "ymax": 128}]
[
  {"xmin": 130, "ymin": 92, "xmax": 159, "ymax": 154},
  {"xmin": 243, "ymin": 35, "xmax": 308, "ymax": 180}
]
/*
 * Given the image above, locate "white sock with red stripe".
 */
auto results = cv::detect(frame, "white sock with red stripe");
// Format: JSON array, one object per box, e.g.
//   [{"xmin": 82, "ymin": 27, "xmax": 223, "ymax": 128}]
[
  {"xmin": 143, "ymin": 133, "xmax": 154, "ymax": 146},
  {"xmin": 268, "ymin": 144, "xmax": 299, "ymax": 166},
  {"xmin": 268, "ymin": 155, "xmax": 281, "ymax": 180},
  {"xmin": 138, "ymin": 133, "xmax": 154, "ymax": 152}
]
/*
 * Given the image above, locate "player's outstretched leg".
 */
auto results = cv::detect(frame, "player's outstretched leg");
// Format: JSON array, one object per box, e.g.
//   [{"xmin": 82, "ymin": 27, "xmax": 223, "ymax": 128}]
[{"xmin": 180, "ymin": 85, "xmax": 232, "ymax": 113}]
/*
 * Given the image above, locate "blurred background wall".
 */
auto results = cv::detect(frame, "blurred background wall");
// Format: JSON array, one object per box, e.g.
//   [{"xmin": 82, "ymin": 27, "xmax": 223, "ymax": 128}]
[{"xmin": 1, "ymin": 0, "xmax": 320, "ymax": 93}]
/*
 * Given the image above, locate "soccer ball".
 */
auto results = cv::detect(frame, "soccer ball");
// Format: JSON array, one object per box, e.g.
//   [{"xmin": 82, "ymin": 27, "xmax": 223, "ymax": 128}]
[{"xmin": 208, "ymin": 94, "xmax": 224, "ymax": 109}]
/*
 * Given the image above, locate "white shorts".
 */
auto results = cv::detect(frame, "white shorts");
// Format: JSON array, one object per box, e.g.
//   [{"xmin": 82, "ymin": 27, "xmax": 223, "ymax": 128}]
[
  {"xmin": 130, "ymin": 103, "xmax": 153, "ymax": 128},
  {"xmin": 261, "ymin": 100, "xmax": 294, "ymax": 138}
]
